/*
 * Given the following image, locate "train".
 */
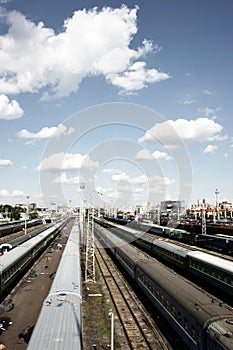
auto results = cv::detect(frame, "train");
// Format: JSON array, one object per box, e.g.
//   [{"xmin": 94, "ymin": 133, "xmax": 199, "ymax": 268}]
[
  {"xmin": 102, "ymin": 216, "xmax": 233, "ymax": 254},
  {"xmin": 0, "ymin": 243, "xmax": 12, "ymax": 256},
  {"xmin": 0, "ymin": 219, "xmax": 43, "ymax": 238},
  {"xmin": 95, "ymin": 218, "xmax": 233, "ymax": 298},
  {"xmin": 27, "ymin": 220, "xmax": 82, "ymax": 349},
  {"xmin": 95, "ymin": 224, "xmax": 233, "ymax": 350},
  {"xmin": 0, "ymin": 219, "xmax": 68, "ymax": 301},
  {"xmin": 0, "ymin": 223, "xmax": 54, "ymax": 256}
]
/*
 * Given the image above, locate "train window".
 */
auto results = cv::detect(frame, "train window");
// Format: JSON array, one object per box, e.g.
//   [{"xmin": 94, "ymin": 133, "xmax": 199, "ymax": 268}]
[
  {"xmin": 166, "ymin": 300, "xmax": 170, "ymax": 309},
  {"xmin": 171, "ymin": 305, "xmax": 176, "ymax": 317},
  {"xmin": 161, "ymin": 295, "xmax": 164, "ymax": 304},
  {"xmin": 191, "ymin": 325, "xmax": 196, "ymax": 339},
  {"xmin": 178, "ymin": 311, "xmax": 182, "ymax": 323},
  {"xmin": 184, "ymin": 318, "xmax": 189, "ymax": 331}
]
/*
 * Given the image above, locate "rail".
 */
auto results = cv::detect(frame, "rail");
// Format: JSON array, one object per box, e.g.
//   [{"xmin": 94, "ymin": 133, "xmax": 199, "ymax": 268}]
[{"xmin": 95, "ymin": 235, "xmax": 171, "ymax": 350}]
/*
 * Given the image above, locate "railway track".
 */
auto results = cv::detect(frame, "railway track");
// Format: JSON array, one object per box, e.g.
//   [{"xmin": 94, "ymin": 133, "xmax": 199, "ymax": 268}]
[
  {"xmin": 0, "ymin": 224, "xmax": 47, "ymax": 243},
  {"xmin": 95, "ymin": 238, "xmax": 171, "ymax": 350}
]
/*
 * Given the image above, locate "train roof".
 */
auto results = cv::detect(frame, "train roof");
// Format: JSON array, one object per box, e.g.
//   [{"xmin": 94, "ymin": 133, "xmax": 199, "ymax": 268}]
[
  {"xmin": 0, "ymin": 222, "xmax": 62, "ymax": 272},
  {"xmin": 27, "ymin": 221, "xmax": 82, "ymax": 350},
  {"xmin": 27, "ymin": 293, "xmax": 82, "ymax": 349},
  {"xmin": 96, "ymin": 223, "xmax": 233, "ymax": 326},
  {"xmin": 187, "ymin": 251, "xmax": 233, "ymax": 274},
  {"xmin": 136, "ymin": 257, "xmax": 233, "ymax": 326},
  {"xmin": 215, "ymin": 234, "xmax": 233, "ymax": 240},
  {"xmin": 152, "ymin": 239, "xmax": 191, "ymax": 257},
  {"xmin": 49, "ymin": 223, "xmax": 81, "ymax": 295}
]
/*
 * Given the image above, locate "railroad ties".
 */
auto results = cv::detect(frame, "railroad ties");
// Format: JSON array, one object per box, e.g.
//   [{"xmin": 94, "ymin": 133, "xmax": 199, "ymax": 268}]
[{"xmin": 95, "ymin": 241, "xmax": 170, "ymax": 350}]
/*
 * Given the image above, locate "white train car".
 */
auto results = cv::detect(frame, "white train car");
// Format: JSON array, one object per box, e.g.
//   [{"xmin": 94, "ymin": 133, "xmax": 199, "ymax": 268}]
[{"xmin": 27, "ymin": 221, "xmax": 82, "ymax": 350}]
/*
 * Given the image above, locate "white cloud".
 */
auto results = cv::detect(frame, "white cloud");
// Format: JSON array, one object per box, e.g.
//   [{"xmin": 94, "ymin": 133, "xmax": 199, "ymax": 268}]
[
  {"xmin": 37, "ymin": 152, "xmax": 99, "ymax": 171},
  {"xmin": 0, "ymin": 6, "xmax": 169, "ymax": 98},
  {"xmin": 107, "ymin": 61, "xmax": 170, "ymax": 94},
  {"xmin": 52, "ymin": 172, "xmax": 80, "ymax": 184},
  {"xmin": 139, "ymin": 117, "xmax": 224, "ymax": 146},
  {"xmin": 203, "ymin": 89, "xmax": 213, "ymax": 95},
  {"xmin": 197, "ymin": 107, "xmax": 221, "ymax": 117},
  {"xmin": 103, "ymin": 168, "xmax": 123, "ymax": 175},
  {"xmin": 15, "ymin": 123, "xmax": 74, "ymax": 141},
  {"xmin": 135, "ymin": 149, "xmax": 154, "ymax": 160},
  {"xmin": 0, "ymin": 189, "xmax": 24, "ymax": 197},
  {"xmin": 153, "ymin": 150, "xmax": 171, "ymax": 160},
  {"xmin": 203, "ymin": 145, "xmax": 218, "ymax": 154},
  {"xmin": 0, "ymin": 158, "xmax": 13, "ymax": 166},
  {"xmin": 0, "ymin": 94, "xmax": 24, "ymax": 119},
  {"xmin": 183, "ymin": 94, "xmax": 195, "ymax": 105},
  {"xmin": 148, "ymin": 174, "xmax": 175, "ymax": 194},
  {"xmin": 135, "ymin": 149, "xmax": 171, "ymax": 160},
  {"xmin": 130, "ymin": 175, "xmax": 147, "ymax": 184},
  {"xmin": 112, "ymin": 171, "xmax": 129, "ymax": 182}
]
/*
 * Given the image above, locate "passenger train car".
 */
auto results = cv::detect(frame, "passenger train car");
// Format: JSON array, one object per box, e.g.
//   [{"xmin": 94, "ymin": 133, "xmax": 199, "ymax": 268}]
[
  {"xmin": 0, "ymin": 219, "xmax": 68, "ymax": 301},
  {"xmin": 95, "ymin": 225, "xmax": 233, "ymax": 350},
  {"xmin": 27, "ymin": 221, "xmax": 82, "ymax": 350},
  {"xmin": 95, "ymin": 218, "xmax": 233, "ymax": 298}
]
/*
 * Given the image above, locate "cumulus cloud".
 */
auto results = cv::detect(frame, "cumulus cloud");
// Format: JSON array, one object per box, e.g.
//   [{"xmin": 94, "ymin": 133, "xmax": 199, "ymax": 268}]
[
  {"xmin": 0, "ymin": 189, "xmax": 24, "ymax": 197},
  {"xmin": 15, "ymin": 123, "xmax": 74, "ymax": 141},
  {"xmin": 107, "ymin": 61, "xmax": 170, "ymax": 94},
  {"xmin": 139, "ymin": 117, "xmax": 224, "ymax": 146},
  {"xmin": 149, "ymin": 174, "xmax": 175, "ymax": 193},
  {"xmin": 135, "ymin": 149, "xmax": 154, "ymax": 160},
  {"xmin": 0, "ymin": 158, "xmax": 13, "ymax": 166},
  {"xmin": 203, "ymin": 145, "xmax": 218, "ymax": 153},
  {"xmin": 0, "ymin": 94, "xmax": 24, "ymax": 119},
  {"xmin": 135, "ymin": 149, "xmax": 171, "ymax": 160},
  {"xmin": 52, "ymin": 172, "xmax": 80, "ymax": 184},
  {"xmin": 37, "ymin": 152, "xmax": 99, "ymax": 171},
  {"xmin": 112, "ymin": 171, "xmax": 129, "ymax": 182},
  {"xmin": 0, "ymin": 6, "xmax": 169, "ymax": 98}
]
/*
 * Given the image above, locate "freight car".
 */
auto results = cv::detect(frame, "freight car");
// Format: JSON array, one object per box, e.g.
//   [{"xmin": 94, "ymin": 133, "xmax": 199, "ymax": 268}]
[
  {"xmin": 95, "ymin": 225, "xmax": 233, "ymax": 350},
  {"xmin": 0, "ymin": 219, "xmax": 68, "ymax": 301},
  {"xmin": 27, "ymin": 221, "xmax": 82, "ymax": 350}
]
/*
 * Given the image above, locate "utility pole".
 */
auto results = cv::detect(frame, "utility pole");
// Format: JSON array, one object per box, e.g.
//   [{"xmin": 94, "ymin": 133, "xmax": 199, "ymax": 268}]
[
  {"xmin": 215, "ymin": 188, "xmax": 220, "ymax": 222},
  {"xmin": 24, "ymin": 195, "xmax": 30, "ymax": 235},
  {"xmin": 201, "ymin": 208, "xmax": 206, "ymax": 235}
]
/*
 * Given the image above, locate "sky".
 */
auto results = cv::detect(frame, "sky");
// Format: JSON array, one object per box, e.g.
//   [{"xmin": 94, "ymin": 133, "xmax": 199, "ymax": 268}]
[{"xmin": 0, "ymin": 0, "xmax": 232, "ymax": 210}]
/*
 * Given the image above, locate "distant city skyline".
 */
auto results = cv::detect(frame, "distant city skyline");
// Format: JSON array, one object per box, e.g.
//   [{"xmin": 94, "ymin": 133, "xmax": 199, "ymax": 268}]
[{"xmin": 0, "ymin": 0, "xmax": 232, "ymax": 209}]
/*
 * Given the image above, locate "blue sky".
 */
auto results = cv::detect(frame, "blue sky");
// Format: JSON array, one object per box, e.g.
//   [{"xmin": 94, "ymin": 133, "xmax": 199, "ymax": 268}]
[{"xmin": 0, "ymin": 0, "xmax": 232, "ymax": 210}]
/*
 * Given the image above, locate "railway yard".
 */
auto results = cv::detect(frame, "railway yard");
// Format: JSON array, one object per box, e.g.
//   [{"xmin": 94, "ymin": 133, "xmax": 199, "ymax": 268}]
[{"xmin": 0, "ymin": 217, "xmax": 233, "ymax": 349}]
